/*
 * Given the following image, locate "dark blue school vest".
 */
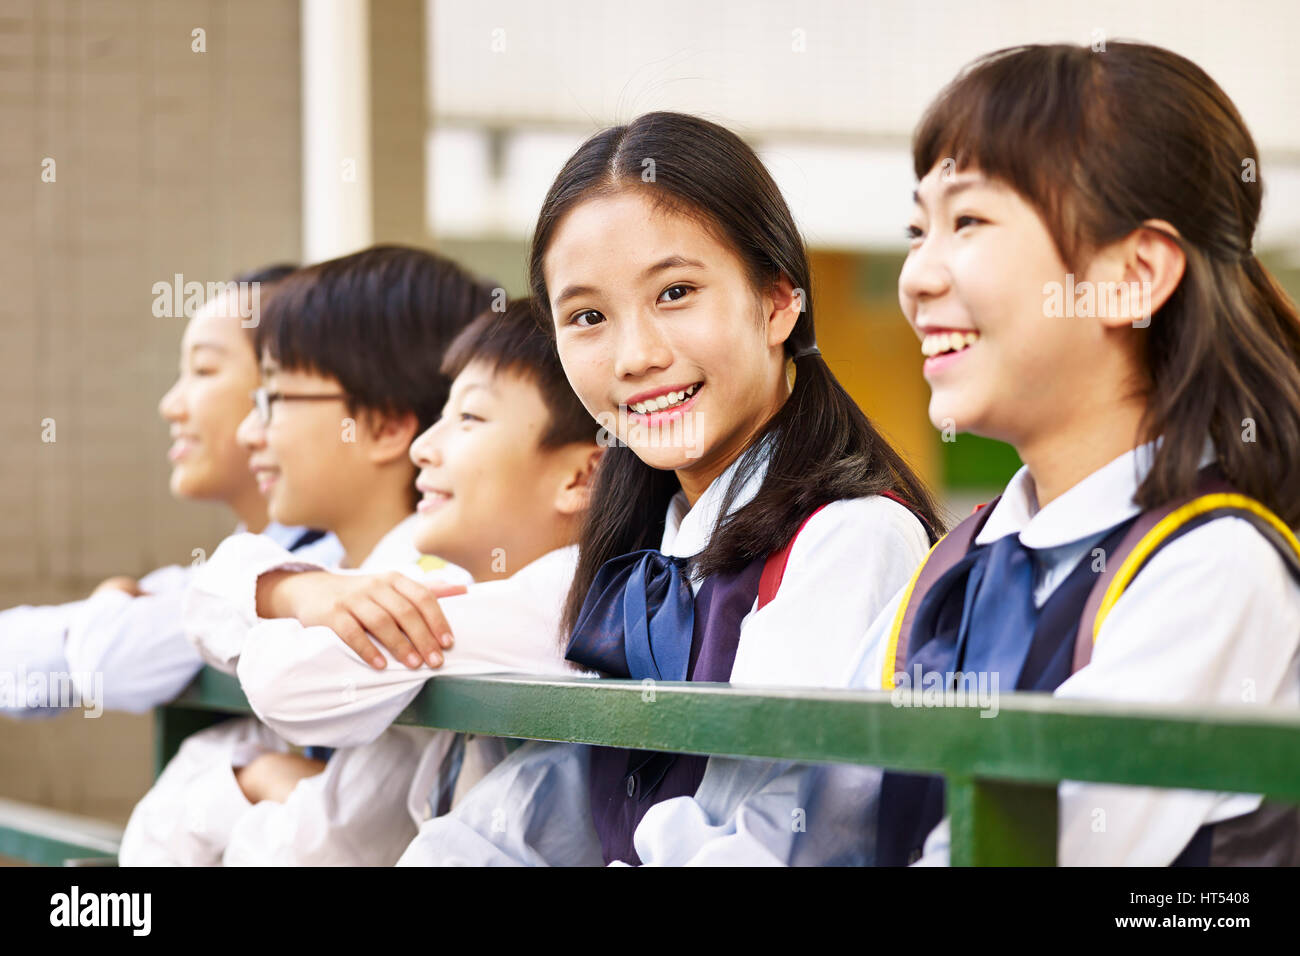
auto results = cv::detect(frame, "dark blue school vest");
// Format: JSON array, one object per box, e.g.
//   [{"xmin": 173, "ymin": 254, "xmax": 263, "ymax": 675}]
[
  {"xmin": 875, "ymin": 470, "xmax": 1300, "ymax": 866},
  {"xmin": 582, "ymin": 492, "xmax": 935, "ymax": 865},
  {"xmin": 587, "ymin": 553, "xmax": 767, "ymax": 865},
  {"xmin": 876, "ymin": 516, "xmax": 1133, "ymax": 865}
]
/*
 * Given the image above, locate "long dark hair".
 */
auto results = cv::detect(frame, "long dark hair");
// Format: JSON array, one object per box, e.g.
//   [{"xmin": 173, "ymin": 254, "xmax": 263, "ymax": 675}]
[
  {"xmin": 914, "ymin": 42, "xmax": 1300, "ymax": 525},
  {"xmin": 528, "ymin": 111, "xmax": 945, "ymax": 637}
]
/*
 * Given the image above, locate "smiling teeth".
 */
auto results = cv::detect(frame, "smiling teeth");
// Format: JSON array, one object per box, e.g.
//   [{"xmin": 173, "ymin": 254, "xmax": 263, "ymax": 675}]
[
  {"xmin": 921, "ymin": 331, "xmax": 979, "ymax": 357},
  {"xmin": 629, "ymin": 382, "xmax": 701, "ymax": 415}
]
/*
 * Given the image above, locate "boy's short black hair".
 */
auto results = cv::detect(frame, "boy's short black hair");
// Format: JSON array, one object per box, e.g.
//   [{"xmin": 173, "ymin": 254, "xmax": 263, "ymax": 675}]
[
  {"xmin": 255, "ymin": 245, "xmax": 498, "ymax": 435},
  {"xmin": 441, "ymin": 297, "xmax": 598, "ymax": 449}
]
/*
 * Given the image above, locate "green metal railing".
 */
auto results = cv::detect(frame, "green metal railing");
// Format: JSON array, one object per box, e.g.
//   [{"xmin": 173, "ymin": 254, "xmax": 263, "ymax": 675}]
[
  {"xmin": 14, "ymin": 665, "xmax": 1300, "ymax": 865},
  {"xmin": 160, "ymin": 667, "xmax": 1300, "ymax": 866},
  {"xmin": 0, "ymin": 797, "xmax": 122, "ymax": 867}
]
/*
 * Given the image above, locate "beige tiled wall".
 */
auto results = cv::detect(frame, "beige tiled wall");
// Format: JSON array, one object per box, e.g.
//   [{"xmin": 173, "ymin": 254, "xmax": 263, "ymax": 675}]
[{"xmin": 0, "ymin": 0, "xmax": 302, "ymax": 823}]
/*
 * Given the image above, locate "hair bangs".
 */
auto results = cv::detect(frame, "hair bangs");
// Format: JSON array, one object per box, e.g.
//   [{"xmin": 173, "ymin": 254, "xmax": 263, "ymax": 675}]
[
  {"xmin": 913, "ymin": 44, "xmax": 1103, "ymax": 268},
  {"xmin": 440, "ymin": 298, "xmax": 598, "ymax": 449}
]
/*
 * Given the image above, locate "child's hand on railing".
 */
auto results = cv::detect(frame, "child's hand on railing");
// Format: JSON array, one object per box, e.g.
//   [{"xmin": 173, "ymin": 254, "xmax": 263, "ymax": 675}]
[{"xmin": 255, "ymin": 570, "xmax": 468, "ymax": 670}]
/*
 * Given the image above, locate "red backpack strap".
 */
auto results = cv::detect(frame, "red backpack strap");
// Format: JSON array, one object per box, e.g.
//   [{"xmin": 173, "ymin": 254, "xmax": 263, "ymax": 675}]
[
  {"xmin": 879, "ymin": 489, "xmax": 939, "ymax": 544},
  {"xmin": 755, "ymin": 490, "xmax": 947, "ymax": 613},
  {"xmin": 757, "ymin": 504, "xmax": 829, "ymax": 611}
]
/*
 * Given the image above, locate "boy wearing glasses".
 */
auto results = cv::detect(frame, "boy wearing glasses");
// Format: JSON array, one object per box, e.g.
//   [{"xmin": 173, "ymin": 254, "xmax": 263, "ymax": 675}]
[
  {"xmin": 120, "ymin": 245, "xmax": 496, "ymax": 865},
  {"xmin": 196, "ymin": 298, "xmax": 603, "ymax": 866}
]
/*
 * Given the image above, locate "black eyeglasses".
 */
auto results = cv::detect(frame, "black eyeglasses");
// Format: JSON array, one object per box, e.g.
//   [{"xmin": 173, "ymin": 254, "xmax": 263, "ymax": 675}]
[{"xmin": 251, "ymin": 387, "xmax": 348, "ymax": 426}]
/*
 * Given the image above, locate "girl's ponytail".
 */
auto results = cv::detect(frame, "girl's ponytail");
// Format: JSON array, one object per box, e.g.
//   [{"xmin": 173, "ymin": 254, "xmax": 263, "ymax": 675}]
[{"xmin": 1138, "ymin": 244, "xmax": 1300, "ymax": 525}]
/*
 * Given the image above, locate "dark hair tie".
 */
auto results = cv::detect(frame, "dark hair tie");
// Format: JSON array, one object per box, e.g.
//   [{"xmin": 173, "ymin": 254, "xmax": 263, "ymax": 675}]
[{"xmin": 793, "ymin": 344, "xmax": 821, "ymax": 360}]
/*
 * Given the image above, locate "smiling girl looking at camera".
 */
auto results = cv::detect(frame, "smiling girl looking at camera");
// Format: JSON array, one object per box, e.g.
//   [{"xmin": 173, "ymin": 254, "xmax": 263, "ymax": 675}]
[{"xmin": 398, "ymin": 110, "xmax": 942, "ymax": 867}]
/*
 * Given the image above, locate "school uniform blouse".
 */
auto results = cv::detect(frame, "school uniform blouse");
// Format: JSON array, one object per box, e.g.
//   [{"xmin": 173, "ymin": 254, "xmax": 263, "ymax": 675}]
[
  {"xmin": 0, "ymin": 522, "xmax": 333, "ymax": 718},
  {"xmin": 183, "ymin": 514, "xmax": 454, "ymax": 676},
  {"xmin": 846, "ymin": 439, "xmax": 1300, "ymax": 866},
  {"xmin": 397, "ymin": 442, "xmax": 931, "ymax": 866},
  {"xmin": 227, "ymin": 545, "xmax": 589, "ymax": 747},
  {"xmin": 180, "ymin": 517, "xmax": 589, "ymax": 866},
  {"xmin": 127, "ymin": 516, "xmax": 431, "ymax": 867}
]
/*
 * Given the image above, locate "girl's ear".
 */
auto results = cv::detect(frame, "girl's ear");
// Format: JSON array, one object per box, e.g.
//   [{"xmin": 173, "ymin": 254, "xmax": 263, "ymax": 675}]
[
  {"xmin": 1098, "ymin": 219, "xmax": 1187, "ymax": 330},
  {"xmin": 763, "ymin": 273, "xmax": 803, "ymax": 349},
  {"xmin": 362, "ymin": 408, "xmax": 421, "ymax": 465},
  {"xmin": 554, "ymin": 445, "xmax": 605, "ymax": 518}
]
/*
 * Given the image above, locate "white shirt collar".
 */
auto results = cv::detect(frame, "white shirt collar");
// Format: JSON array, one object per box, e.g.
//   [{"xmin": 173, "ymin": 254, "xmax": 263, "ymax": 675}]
[
  {"xmin": 975, "ymin": 436, "xmax": 1217, "ymax": 549},
  {"xmin": 358, "ymin": 513, "xmax": 423, "ymax": 570},
  {"xmin": 232, "ymin": 521, "xmax": 317, "ymax": 551},
  {"xmin": 660, "ymin": 435, "xmax": 775, "ymax": 559}
]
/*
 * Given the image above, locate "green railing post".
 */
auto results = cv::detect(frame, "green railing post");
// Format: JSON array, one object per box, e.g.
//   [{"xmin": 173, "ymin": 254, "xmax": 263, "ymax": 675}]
[
  {"xmin": 153, "ymin": 705, "xmax": 227, "ymax": 777},
  {"xmin": 153, "ymin": 667, "xmax": 259, "ymax": 775},
  {"xmin": 947, "ymin": 774, "xmax": 1058, "ymax": 866}
]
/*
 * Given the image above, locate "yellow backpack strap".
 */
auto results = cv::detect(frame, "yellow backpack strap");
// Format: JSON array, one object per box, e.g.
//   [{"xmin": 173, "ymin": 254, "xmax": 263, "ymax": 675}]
[
  {"xmin": 1074, "ymin": 488, "xmax": 1300, "ymax": 670},
  {"xmin": 416, "ymin": 554, "xmax": 450, "ymax": 573},
  {"xmin": 880, "ymin": 497, "xmax": 1001, "ymax": 690}
]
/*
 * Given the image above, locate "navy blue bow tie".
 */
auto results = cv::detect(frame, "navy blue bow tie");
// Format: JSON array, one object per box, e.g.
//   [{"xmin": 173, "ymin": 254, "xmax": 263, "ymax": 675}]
[
  {"xmin": 565, "ymin": 550, "xmax": 696, "ymax": 680},
  {"xmin": 959, "ymin": 533, "xmax": 1040, "ymax": 685},
  {"xmin": 878, "ymin": 531, "xmax": 1042, "ymax": 867},
  {"xmin": 910, "ymin": 532, "xmax": 1041, "ymax": 689}
]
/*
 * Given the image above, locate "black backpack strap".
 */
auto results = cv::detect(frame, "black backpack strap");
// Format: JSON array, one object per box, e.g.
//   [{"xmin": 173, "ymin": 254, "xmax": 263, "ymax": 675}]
[
  {"xmin": 880, "ymin": 497, "xmax": 1001, "ymax": 689},
  {"xmin": 1074, "ymin": 480, "xmax": 1300, "ymax": 670}
]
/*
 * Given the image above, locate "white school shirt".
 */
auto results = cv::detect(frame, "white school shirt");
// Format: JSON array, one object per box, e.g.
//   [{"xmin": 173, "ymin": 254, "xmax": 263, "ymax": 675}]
[
  {"xmin": 227, "ymin": 545, "xmax": 590, "ymax": 866},
  {"xmin": 0, "ymin": 522, "xmax": 332, "ymax": 719},
  {"xmin": 184, "ymin": 516, "xmax": 587, "ymax": 865},
  {"xmin": 233, "ymin": 544, "xmax": 587, "ymax": 747},
  {"xmin": 126, "ymin": 515, "xmax": 428, "ymax": 866},
  {"xmin": 397, "ymin": 442, "xmax": 931, "ymax": 866},
  {"xmin": 183, "ymin": 514, "xmax": 447, "ymax": 675},
  {"xmin": 845, "ymin": 439, "xmax": 1300, "ymax": 866},
  {"xmin": 124, "ymin": 520, "xmax": 404, "ymax": 867}
]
